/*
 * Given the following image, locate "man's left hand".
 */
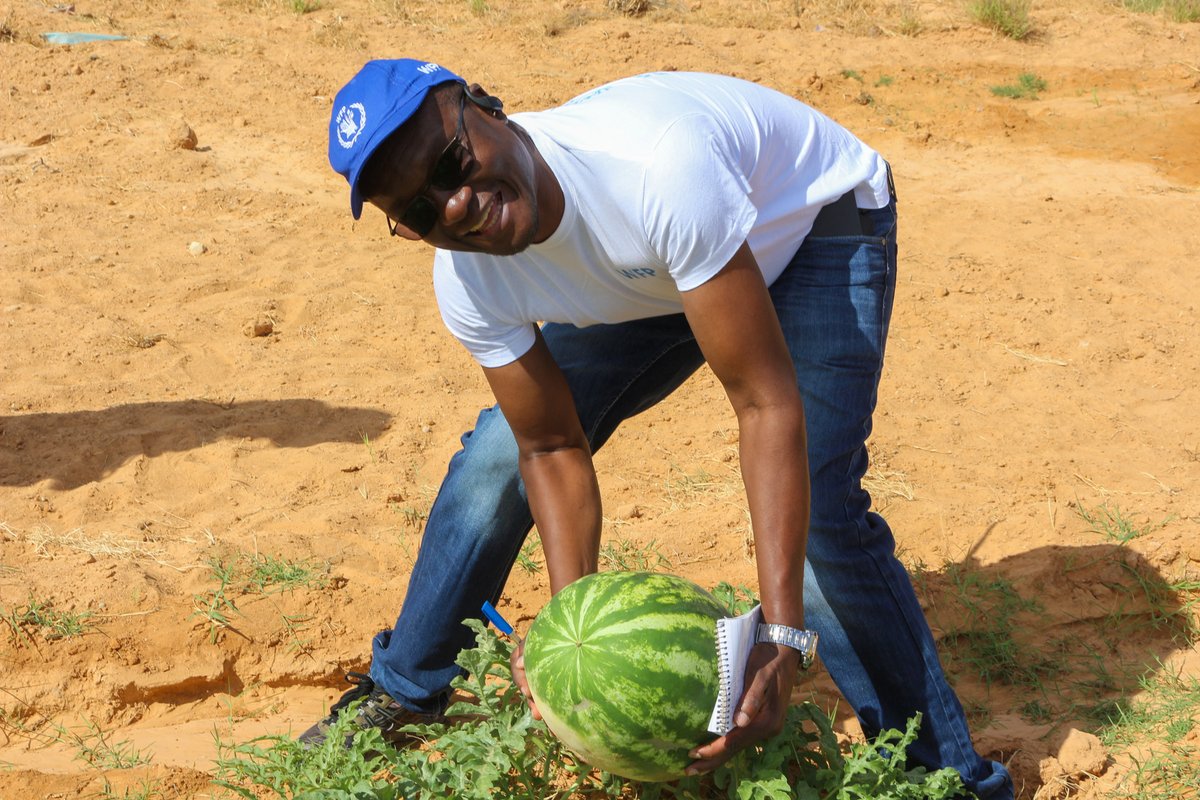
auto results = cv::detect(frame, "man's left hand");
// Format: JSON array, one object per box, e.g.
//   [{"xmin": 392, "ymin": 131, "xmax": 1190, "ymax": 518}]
[{"xmin": 685, "ymin": 642, "xmax": 802, "ymax": 774}]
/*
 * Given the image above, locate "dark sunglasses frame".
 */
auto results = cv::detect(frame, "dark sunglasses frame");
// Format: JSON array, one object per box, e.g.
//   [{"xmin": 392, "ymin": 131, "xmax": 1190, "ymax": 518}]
[{"xmin": 387, "ymin": 88, "xmax": 472, "ymax": 238}]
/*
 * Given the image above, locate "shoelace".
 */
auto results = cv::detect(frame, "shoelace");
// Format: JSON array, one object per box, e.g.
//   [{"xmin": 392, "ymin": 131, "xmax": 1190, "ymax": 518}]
[{"xmin": 328, "ymin": 671, "xmax": 376, "ymax": 714}]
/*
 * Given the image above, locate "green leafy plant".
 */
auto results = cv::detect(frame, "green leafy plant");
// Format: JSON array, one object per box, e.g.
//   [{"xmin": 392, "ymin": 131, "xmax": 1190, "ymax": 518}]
[
  {"xmin": 990, "ymin": 73, "xmax": 1048, "ymax": 100},
  {"xmin": 3, "ymin": 595, "xmax": 94, "ymax": 642},
  {"xmin": 217, "ymin": 620, "xmax": 966, "ymax": 799},
  {"xmin": 970, "ymin": 0, "xmax": 1033, "ymax": 38}
]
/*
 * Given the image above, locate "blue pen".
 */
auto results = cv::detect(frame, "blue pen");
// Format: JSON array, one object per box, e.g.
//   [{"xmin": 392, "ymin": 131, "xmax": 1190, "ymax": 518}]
[{"xmin": 481, "ymin": 601, "xmax": 523, "ymax": 645}]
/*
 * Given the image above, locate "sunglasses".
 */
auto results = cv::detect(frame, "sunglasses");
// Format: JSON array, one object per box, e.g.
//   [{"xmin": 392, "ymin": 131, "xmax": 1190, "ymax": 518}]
[{"xmin": 387, "ymin": 89, "xmax": 473, "ymax": 238}]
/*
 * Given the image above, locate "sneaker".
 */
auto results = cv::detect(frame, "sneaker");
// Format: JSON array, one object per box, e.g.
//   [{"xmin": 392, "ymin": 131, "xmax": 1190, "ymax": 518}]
[{"xmin": 297, "ymin": 671, "xmax": 446, "ymax": 749}]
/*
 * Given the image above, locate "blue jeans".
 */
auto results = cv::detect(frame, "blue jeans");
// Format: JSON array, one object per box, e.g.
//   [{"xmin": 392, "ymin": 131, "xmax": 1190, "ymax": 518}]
[{"xmin": 370, "ymin": 200, "xmax": 1012, "ymax": 799}]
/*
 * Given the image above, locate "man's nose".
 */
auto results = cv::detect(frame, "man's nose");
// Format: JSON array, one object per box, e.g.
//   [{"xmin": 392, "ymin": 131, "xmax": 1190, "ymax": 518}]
[{"xmin": 435, "ymin": 184, "xmax": 473, "ymax": 228}]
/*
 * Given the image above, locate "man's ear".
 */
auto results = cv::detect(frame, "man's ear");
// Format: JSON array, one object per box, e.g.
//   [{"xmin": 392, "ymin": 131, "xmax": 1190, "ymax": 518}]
[{"xmin": 465, "ymin": 82, "xmax": 505, "ymax": 117}]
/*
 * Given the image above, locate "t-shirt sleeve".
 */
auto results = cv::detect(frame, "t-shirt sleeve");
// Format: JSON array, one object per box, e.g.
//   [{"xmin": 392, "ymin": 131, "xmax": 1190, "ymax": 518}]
[
  {"xmin": 641, "ymin": 116, "xmax": 758, "ymax": 292},
  {"xmin": 433, "ymin": 250, "xmax": 538, "ymax": 368}
]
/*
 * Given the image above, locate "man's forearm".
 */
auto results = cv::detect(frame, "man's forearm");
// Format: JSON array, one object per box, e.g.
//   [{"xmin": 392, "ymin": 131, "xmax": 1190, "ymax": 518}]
[
  {"xmin": 520, "ymin": 446, "xmax": 603, "ymax": 594},
  {"xmin": 737, "ymin": 403, "xmax": 810, "ymax": 629}
]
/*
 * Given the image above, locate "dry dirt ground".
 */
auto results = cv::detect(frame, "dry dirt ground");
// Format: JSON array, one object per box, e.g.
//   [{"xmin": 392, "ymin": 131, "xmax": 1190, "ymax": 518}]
[{"xmin": 2, "ymin": 0, "xmax": 1199, "ymax": 797}]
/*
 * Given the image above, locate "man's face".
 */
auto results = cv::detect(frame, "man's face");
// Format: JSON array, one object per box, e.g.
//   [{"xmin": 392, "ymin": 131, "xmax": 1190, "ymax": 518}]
[{"xmin": 364, "ymin": 86, "xmax": 553, "ymax": 256}]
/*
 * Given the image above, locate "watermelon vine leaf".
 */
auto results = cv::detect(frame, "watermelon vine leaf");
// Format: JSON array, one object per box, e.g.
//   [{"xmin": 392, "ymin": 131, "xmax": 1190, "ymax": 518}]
[{"xmin": 215, "ymin": 618, "xmax": 968, "ymax": 800}]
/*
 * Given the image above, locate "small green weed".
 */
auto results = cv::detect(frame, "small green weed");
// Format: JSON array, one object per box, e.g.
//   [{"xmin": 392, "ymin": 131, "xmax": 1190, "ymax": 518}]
[
  {"xmin": 244, "ymin": 552, "xmax": 327, "ymax": 594},
  {"xmin": 841, "ymin": 69, "xmax": 864, "ymax": 82},
  {"xmin": 934, "ymin": 563, "xmax": 1060, "ymax": 690},
  {"xmin": 1099, "ymin": 666, "xmax": 1200, "ymax": 747},
  {"xmin": 1167, "ymin": 0, "xmax": 1200, "ymax": 21},
  {"xmin": 192, "ymin": 553, "xmax": 328, "ymax": 642},
  {"xmin": 1076, "ymin": 501, "xmax": 1165, "ymax": 543},
  {"xmin": 392, "ymin": 503, "xmax": 428, "ymax": 528},
  {"xmin": 598, "ymin": 536, "xmax": 672, "ymax": 572},
  {"xmin": 897, "ymin": 2, "xmax": 924, "ymax": 35},
  {"xmin": 3, "ymin": 595, "xmax": 94, "ymax": 642},
  {"xmin": 192, "ymin": 558, "xmax": 241, "ymax": 643},
  {"xmin": 1099, "ymin": 667, "xmax": 1200, "ymax": 799},
  {"xmin": 711, "ymin": 582, "xmax": 759, "ymax": 616},
  {"xmin": 1123, "ymin": 0, "xmax": 1200, "ymax": 21},
  {"xmin": 1107, "ymin": 563, "xmax": 1200, "ymax": 639},
  {"xmin": 217, "ymin": 620, "xmax": 966, "ymax": 799},
  {"xmin": 290, "ymin": 0, "xmax": 320, "ymax": 12},
  {"xmin": 990, "ymin": 73, "xmax": 1048, "ymax": 99},
  {"xmin": 279, "ymin": 613, "xmax": 315, "ymax": 656},
  {"xmin": 53, "ymin": 718, "xmax": 153, "ymax": 769},
  {"xmin": 970, "ymin": 0, "xmax": 1033, "ymax": 38},
  {"xmin": 100, "ymin": 779, "xmax": 165, "ymax": 800},
  {"xmin": 360, "ymin": 431, "xmax": 377, "ymax": 464},
  {"xmin": 516, "ymin": 532, "xmax": 543, "ymax": 574},
  {"xmin": 665, "ymin": 465, "xmax": 730, "ymax": 504}
]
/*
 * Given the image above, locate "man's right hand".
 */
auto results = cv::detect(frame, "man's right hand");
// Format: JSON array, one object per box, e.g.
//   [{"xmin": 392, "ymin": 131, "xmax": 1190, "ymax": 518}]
[{"xmin": 509, "ymin": 638, "xmax": 543, "ymax": 720}]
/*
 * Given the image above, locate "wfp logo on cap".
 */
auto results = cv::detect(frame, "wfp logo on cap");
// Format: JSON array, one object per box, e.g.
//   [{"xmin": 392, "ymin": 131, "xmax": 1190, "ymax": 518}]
[{"xmin": 335, "ymin": 102, "xmax": 367, "ymax": 150}]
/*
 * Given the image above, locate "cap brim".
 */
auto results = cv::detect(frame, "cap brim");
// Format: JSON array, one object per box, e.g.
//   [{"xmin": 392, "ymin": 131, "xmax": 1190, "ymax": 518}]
[{"xmin": 345, "ymin": 75, "xmax": 463, "ymax": 221}]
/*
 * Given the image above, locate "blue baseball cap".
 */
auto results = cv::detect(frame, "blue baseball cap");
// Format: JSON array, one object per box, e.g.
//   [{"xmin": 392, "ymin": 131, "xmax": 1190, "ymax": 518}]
[{"xmin": 328, "ymin": 59, "xmax": 465, "ymax": 219}]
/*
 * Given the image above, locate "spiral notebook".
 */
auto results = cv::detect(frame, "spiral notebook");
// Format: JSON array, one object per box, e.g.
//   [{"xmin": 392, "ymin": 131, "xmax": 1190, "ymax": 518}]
[{"xmin": 707, "ymin": 604, "xmax": 763, "ymax": 736}]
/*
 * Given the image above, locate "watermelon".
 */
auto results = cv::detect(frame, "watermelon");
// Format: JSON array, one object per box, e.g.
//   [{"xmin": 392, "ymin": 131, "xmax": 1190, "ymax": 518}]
[{"xmin": 523, "ymin": 570, "xmax": 726, "ymax": 782}]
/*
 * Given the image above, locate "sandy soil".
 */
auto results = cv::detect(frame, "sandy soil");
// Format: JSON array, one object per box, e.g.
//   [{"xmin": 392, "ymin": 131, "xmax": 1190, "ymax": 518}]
[{"xmin": 2, "ymin": 0, "xmax": 1198, "ymax": 797}]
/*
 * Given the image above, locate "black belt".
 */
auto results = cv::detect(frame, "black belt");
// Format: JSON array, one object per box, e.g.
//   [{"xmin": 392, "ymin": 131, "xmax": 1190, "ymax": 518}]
[
  {"xmin": 809, "ymin": 164, "xmax": 897, "ymax": 238},
  {"xmin": 810, "ymin": 190, "xmax": 873, "ymax": 237}
]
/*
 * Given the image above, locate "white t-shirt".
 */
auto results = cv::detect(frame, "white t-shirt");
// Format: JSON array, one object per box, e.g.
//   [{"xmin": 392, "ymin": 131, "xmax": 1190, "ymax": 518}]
[{"xmin": 432, "ymin": 71, "xmax": 891, "ymax": 368}]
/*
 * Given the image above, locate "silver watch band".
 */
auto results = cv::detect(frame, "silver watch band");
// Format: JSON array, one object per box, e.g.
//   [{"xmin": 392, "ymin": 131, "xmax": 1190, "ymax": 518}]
[{"xmin": 756, "ymin": 623, "xmax": 818, "ymax": 670}]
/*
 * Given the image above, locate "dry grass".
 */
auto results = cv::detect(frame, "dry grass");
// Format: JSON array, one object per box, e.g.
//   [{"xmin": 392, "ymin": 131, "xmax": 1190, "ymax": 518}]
[
  {"xmin": 863, "ymin": 467, "xmax": 916, "ymax": 507},
  {"xmin": 606, "ymin": 0, "xmax": 654, "ymax": 16},
  {"xmin": 5, "ymin": 523, "xmax": 168, "ymax": 562}
]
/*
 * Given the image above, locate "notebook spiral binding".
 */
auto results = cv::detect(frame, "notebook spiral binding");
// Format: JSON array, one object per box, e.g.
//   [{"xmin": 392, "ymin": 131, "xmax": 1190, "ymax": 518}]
[{"xmin": 707, "ymin": 604, "xmax": 763, "ymax": 736}]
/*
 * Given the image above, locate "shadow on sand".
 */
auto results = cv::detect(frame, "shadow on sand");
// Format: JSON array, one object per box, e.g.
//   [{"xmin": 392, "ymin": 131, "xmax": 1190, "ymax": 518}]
[{"xmin": 0, "ymin": 398, "xmax": 392, "ymax": 489}]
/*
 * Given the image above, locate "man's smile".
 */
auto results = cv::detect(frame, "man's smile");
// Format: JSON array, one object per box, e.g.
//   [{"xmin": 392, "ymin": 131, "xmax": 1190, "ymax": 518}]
[{"xmin": 466, "ymin": 192, "xmax": 502, "ymax": 237}]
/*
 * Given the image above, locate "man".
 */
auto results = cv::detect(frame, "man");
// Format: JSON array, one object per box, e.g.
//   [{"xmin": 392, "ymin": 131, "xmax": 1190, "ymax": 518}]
[{"xmin": 308, "ymin": 58, "xmax": 1012, "ymax": 798}]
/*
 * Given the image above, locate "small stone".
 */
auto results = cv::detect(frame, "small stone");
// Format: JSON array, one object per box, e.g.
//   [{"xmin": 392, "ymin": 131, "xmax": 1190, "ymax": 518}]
[
  {"xmin": 614, "ymin": 503, "xmax": 643, "ymax": 520},
  {"xmin": 1055, "ymin": 727, "xmax": 1107, "ymax": 777},
  {"xmin": 244, "ymin": 317, "xmax": 274, "ymax": 337},
  {"xmin": 171, "ymin": 119, "xmax": 198, "ymax": 150},
  {"xmin": 187, "ymin": 241, "xmax": 206, "ymax": 256}
]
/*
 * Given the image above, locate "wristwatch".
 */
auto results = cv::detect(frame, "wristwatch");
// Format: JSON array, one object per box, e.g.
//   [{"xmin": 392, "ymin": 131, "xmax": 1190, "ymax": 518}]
[{"xmin": 756, "ymin": 623, "xmax": 819, "ymax": 670}]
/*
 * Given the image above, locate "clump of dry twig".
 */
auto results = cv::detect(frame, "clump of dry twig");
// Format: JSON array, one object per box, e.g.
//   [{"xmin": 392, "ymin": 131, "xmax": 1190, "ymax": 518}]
[{"xmin": 607, "ymin": 0, "xmax": 653, "ymax": 17}]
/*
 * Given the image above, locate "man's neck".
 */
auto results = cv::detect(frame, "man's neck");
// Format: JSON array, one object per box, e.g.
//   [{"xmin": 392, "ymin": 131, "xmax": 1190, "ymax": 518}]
[{"xmin": 512, "ymin": 121, "xmax": 565, "ymax": 244}]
